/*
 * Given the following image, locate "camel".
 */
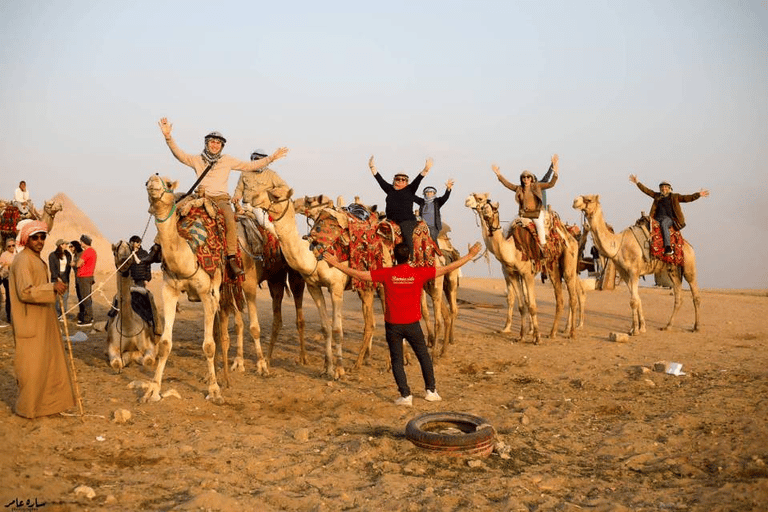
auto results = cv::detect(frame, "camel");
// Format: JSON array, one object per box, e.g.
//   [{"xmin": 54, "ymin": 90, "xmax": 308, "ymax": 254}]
[
  {"xmin": 143, "ymin": 174, "xmax": 229, "ymax": 403},
  {"xmin": 1, "ymin": 198, "xmax": 62, "ymax": 241},
  {"xmin": 218, "ymin": 217, "xmax": 306, "ymax": 373},
  {"xmin": 420, "ymin": 228, "xmax": 460, "ymax": 359},
  {"xmin": 106, "ymin": 240, "xmax": 157, "ymax": 371},
  {"xmin": 251, "ymin": 186, "xmax": 390, "ymax": 378},
  {"xmin": 572, "ymin": 194, "xmax": 700, "ymax": 334},
  {"xmin": 466, "ymin": 193, "xmax": 583, "ymax": 342}
]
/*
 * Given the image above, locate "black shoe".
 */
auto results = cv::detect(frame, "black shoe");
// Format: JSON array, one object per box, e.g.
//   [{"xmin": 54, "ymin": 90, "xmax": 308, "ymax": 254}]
[
  {"xmin": 141, "ymin": 244, "xmax": 162, "ymax": 264},
  {"xmin": 227, "ymin": 256, "xmax": 245, "ymax": 277},
  {"xmin": 664, "ymin": 246, "xmax": 674, "ymax": 256}
]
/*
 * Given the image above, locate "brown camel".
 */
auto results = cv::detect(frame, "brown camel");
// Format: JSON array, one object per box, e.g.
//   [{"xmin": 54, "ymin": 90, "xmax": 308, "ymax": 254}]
[
  {"xmin": 250, "ymin": 185, "xmax": 366, "ymax": 379},
  {"xmin": 143, "ymin": 175, "xmax": 235, "ymax": 403},
  {"xmin": 218, "ymin": 216, "xmax": 306, "ymax": 374},
  {"xmin": 572, "ymin": 194, "xmax": 700, "ymax": 334},
  {"xmin": 106, "ymin": 240, "xmax": 157, "ymax": 371}
]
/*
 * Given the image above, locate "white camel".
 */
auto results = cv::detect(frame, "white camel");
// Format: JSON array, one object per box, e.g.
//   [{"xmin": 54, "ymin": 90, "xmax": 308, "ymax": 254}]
[
  {"xmin": 573, "ymin": 194, "xmax": 700, "ymax": 334},
  {"xmin": 143, "ymin": 175, "xmax": 226, "ymax": 402}
]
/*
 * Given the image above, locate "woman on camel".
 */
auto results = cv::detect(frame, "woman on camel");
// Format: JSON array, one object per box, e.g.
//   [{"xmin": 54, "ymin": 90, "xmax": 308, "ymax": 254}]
[{"xmin": 492, "ymin": 154, "xmax": 559, "ymax": 248}]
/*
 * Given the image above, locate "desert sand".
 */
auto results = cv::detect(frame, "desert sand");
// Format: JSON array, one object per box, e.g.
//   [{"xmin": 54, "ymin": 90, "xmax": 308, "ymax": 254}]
[{"xmin": 1, "ymin": 269, "xmax": 767, "ymax": 511}]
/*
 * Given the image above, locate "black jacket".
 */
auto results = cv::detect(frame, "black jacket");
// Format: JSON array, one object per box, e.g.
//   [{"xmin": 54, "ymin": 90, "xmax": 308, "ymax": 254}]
[
  {"xmin": 415, "ymin": 188, "xmax": 451, "ymax": 234},
  {"xmin": 48, "ymin": 250, "xmax": 72, "ymax": 284}
]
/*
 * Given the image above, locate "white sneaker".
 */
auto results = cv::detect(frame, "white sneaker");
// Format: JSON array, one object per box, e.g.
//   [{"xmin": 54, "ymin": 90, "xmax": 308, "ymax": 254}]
[
  {"xmin": 425, "ymin": 390, "xmax": 442, "ymax": 402},
  {"xmin": 0, "ymin": 323, "xmax": 9, "ymax": 329},
  {"xmin": 394, "ymin": 395, "xmax": 413, "ymax": 406}
]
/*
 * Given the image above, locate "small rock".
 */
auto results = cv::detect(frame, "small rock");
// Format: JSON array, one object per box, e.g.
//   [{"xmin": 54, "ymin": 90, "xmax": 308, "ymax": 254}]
[
  {"xmin": 161, "ymin": 389, "xmax": 181, "ymax": 399},
  {"xmin": 644, "ymin": 379, "xmax": 656, "ymax": 387},
  {"xmin": 74, "ymin": 485, "xmax": 96, "ymax": 499},
  {"xmin": 104, "ymin": 495, "xmax": 117, "ymax": 505},
  {"xmin": 293, "ymin": 428, "xmax": 310, "ymax": 442},
  {"xmin": 653, "ymin": 361, "xmax": 668, "ymax": 373},
  {"xmin": 520, "ymin": 414, "xmax": 530, "ymax": 425},
  {"xmin": 609, "ymin": 332, "xmax": 629, "ymax": 343},
  {"xmin": 467, "ymin": 459, "xmax": 485, "ymax": 468},
  {"xmin": 112, "ymin": 409, "xmax": 131, "ymax": 424}
]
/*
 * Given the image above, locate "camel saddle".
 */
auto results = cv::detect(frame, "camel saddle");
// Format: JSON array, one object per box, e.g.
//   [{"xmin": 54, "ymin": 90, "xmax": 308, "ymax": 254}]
[
  {"xmin": 236, "ymin": 213, "xmax": 282, "ymax": 270},
  {"xmin": 174, "ymin": 195, "xmax": 245, "ymax": 309},
  {"xmin": 106, "ymin": 287, "xmax": 163, "ymax": 336},
  {"xmin": 505, "ymin": 213, "xmax": 569, "ymax": 276},
  {"xmin": 633, "ymin": 216, "xmax": 685, "ymax": 266}
]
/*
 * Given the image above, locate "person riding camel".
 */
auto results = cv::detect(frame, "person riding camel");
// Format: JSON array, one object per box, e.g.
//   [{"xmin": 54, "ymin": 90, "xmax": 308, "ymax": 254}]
[
  {"xmin": 492, "ymin": 154, "xmax": 559, "ymax": 249},
  {"xmin": 369, "ymin": 155, "xmax": 432, "ymax": 259},
  {"xmin": 144, "ymin": 118, "xmax": 289, "ymax": 276},
  {"xmin": 231, "ymin": 149, "xmax": 288, "ymax": 237},
  {"xmin": 629, "ymin": 175, "xmax": 710, "ymax": 256}
]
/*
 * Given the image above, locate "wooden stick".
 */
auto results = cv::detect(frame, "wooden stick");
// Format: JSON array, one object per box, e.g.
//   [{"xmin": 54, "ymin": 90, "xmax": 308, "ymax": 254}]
[{"xmin": 59, "ymin": 293, "xmax": 84, "ymax": 420}]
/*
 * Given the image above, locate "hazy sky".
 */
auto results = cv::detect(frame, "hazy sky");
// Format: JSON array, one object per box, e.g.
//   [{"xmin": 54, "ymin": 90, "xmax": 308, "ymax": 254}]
[{"xmin": 1, "ymin": 0, "xmax": 766, "ymax": 289}]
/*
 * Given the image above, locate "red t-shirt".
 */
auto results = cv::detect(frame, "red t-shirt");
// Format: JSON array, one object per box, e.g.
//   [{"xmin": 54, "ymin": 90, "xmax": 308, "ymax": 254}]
[
  {"xmin": 370, "ymin": 264, "xmax": 436, "ymax": 324},
  {"xmin": 77, "ymin": 247, "xmax": 97, "ymax": 277}
]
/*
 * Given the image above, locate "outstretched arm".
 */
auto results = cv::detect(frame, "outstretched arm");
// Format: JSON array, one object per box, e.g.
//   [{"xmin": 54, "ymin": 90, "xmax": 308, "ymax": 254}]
[
  {"xmin": 369, "ymin": 155, "xmax": 377, "ymax": 176},
  {"xmin": 323, "ymin": 253, "xmax": 372, "ymax": 282},
  {"xmin": 492, "ymin": 164, "xmax": 518, "ymax": 191},
  {"xmin": 419, "ymin": 158, "xmax": 433, "ymax": 177},
  {"xmin": 699, "ymin": 189, "xmax": 710, "ymax": 198},
  {"xmin": 159, "ymin": 117, "xmax": 173, "ymax": 139},
  {"xmin": 435, "ymin": 242, "xmax": 482, "ymax": 278}
]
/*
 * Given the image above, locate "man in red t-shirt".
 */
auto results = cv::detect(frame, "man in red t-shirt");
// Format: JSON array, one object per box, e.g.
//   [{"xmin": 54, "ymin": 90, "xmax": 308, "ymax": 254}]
[
  {"xmin": 324, "ymin": 241, "xmax": 481, "ymax": 406},
  {"xmin": 74, "ymin": 234, "xmax": 97, "ymax": 326}
]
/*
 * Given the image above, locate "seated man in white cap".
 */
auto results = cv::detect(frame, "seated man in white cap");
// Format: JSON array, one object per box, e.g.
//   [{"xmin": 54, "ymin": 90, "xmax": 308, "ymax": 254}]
[{"xmin": 629, "ymin": 175, "xmax": 710, "ymax": 256}]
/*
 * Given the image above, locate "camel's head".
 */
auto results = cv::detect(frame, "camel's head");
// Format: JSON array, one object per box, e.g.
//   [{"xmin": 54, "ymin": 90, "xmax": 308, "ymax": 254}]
[
  {"xmin": 146, "ymin": 174, "xmax": 178, "ymax": 213},
  {"xmin": 465, "ymin": 193, "xmax": 500, "ymax": 232},
  {"xmin": 294, "ymin": 194, "xmax": 334, "ymax": 220},
  {"xmin": 464, "ymin": 192, "xmax": 491, "ymax": 210},
  {"xmin": 112, "ymin": 240, "xmax": 133, "ymax": 274},
  {"xmin": 572, "ymin": 194, "xmax": 600, "ymax": 217},
  {"xmin": 43, "ymin": 199, "xmax": 63, "ymax": 217}
]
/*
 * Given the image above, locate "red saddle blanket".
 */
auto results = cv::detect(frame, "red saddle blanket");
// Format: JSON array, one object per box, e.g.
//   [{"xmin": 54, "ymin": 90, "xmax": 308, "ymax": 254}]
[
  {"xmin": 507, "ymin": 217, "xmax": 568, "ymax": 276},
  {"xmin": 0, "ymin": 206, "xmax": 20, "ymax": 238},
  {"xmin": 177, "ymin": 205, "xmax": 245, "ymax": 288},
  {"xmin": 649, "ymin": 220, "xmax": 685, "ymax": 266}
]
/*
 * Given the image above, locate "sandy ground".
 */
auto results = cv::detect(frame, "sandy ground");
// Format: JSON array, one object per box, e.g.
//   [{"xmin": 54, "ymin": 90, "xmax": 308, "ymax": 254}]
[{"xmin": 1, "ymin": 274, "xmax": 767, "ymax": 512}]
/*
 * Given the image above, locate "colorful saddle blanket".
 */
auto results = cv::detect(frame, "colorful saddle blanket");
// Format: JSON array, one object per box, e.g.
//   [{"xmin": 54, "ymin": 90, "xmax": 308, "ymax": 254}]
[
  {"xmin": 642, "ymin": 218, "xmax": 685, "ymax": 266},
  {"xmin": 506, "ymin": 215, "xmax": 568, "ymax": 276},
  {"xmin": 0, "ymin": 206, "xmax": 20, "ymax": 238}
]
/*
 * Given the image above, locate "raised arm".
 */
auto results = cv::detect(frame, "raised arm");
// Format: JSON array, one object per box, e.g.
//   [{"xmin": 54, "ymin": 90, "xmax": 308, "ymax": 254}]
[
  {"xmin": 492, "ymin": 164, "xmax": 518, "ymax": 191},
  {"xmin": 158, "ymin": 117, "xmax": 196, "ymax": 167},
  {"xmin": 435, "ymin": 242, "xmax": 482, "ymax": 278},
  {"xmin": 323, "ymin": 253, "xmax": 372, "ymax": 282}
]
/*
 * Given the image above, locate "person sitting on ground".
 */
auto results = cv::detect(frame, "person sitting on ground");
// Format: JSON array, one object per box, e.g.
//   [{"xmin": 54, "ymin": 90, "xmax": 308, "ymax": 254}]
[
  {"xmin": 369, "ymin": 155, "xmax": 432, "ymax": 258},
  {"xmin": 128, "ymin": 236, "xmax": 152, "ymax": 288},
  {"xmin": 48, "ymin": 239, "xmax": 72, "ymax": 318},
  {"xmin": 492, "ymin": 154, "xmax": 559, "ymax": 249},
  {"xmin": 323, "ymin": 241, "xmax": 482, "ymax": 406},
  {"xmin": 629, "ymin": 175, "xmax": 710, "ymax": 256},
  {"xmin": 415, "ymin": 179, "xmax": 454, "ymax": 242},
  {"xmin": 145, "ymin": 118, "xmax": 289, "ymax": 277},
  {"xmin": 231, "ymin": 149, "xmax": 289, "ymax": 236}
]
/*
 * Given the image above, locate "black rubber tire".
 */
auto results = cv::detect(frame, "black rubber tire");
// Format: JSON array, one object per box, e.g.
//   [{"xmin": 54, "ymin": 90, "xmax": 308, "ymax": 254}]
[{"xmin": 405, "ymin": 412, "xmax": 496, "ymax": 456}]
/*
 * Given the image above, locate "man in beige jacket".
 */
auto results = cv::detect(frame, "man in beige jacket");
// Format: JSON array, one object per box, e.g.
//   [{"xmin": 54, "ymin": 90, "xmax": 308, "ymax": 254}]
[{"xmin": 147, "ymin": 118, "xmax": 289, "ymax": 276}]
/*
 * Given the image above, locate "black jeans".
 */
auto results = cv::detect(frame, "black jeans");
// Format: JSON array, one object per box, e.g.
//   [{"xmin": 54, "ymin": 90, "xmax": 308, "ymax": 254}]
[
  {"xmin": 1, "ymin": 278, "xmax": 9, "ymax": 322},
  {"xmin": 397, "ymin": 219, "xmax": 419, "ymax": 259},
  {"xmin": 384, "ymin": 321, "xmax": 436, "ymax": 398},
  {"xmin": 76, "ymin": 276, "xmax": 94, "ymax": 323}
]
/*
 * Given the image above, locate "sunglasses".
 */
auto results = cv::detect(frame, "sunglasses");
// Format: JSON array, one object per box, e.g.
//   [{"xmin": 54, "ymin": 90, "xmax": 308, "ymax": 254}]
[
  {"xmin": 29, "ymin": 233, "xmax": 47, "ymax": 241},
  {"xmin": 394, "ymin": 177, "xmax": 408, "ymax": 182}
]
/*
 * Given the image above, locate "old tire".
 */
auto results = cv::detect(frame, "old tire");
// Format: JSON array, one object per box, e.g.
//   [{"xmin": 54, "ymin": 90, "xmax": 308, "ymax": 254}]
[{"xmin": 405, "ymin": 412, "xmax": 495, "ymax": 457}]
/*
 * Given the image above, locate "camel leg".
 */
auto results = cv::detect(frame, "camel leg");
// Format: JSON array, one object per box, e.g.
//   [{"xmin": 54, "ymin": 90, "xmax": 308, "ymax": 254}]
[
  {"xmin": 428, "ymin": 275, "xmax": 445, "ymax": 358},
  {"xmin": 439, "ymin": 279, "xmax": 458, "ymax": 357},
  {"xmin": 625, "ymin": 276, "xmax": 645, "ymax": 335},
  {"xmin": 330, "ymin": 286, "xmax": 345, "ymax": 380},
  {"xmin": 142, "ymin": 283, "xmax": 180, "ymax": 403},
  {"xmin": 420, "ymin": 291, "xmax": 434, "ymax": 348},
  {"xmin": 200, "ymin": 292, "xmax": 223, "ymax": 402},
  {"xmin": 265, "ymin": 279, "xmax": 284, "ymax": 365},
  {"xmin": 683, "ymin": 254, "xmax": 701, "ymax": 332},
  {"xmin": 288, "ymin": 270, "xmax": 307, "ymax": 364},
  {"xmin": 520, "ymin": 273, "xmax": 540, "ymax": 344},
  {"xmin": 353, "ymin": 289, "xmax": 376, "ymax": 370},
  {"xmin": 561, "ymin": 267, "xmax": 580, "ymax": 340},
  {"xmin": 306, "ymin": 284, "xmax": 335, "ymax": 377},
  {"xmin": 548, "ymin": 266, "xmax": 565, "ymax": 340},
  {"xmin": 107, "ymin": 327, "xmax": 123, "ymax": 372},
  {"xmin": 662, "ymin": 267, "xmax": 684, "ymax": 332},
  {"xmin": 218, "ymin": 307, "xmax": 236, "ymax": 374},
  {"xmin": 501, "ymin": 272, "xmax": 517, "ymax": 334}
]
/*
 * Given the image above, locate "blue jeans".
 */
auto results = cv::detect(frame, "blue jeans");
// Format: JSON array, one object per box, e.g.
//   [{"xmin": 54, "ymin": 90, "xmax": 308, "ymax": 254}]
[
  {"xmin": 385, "ymin": 321, "xmax": 436, "ymax": 397},
  {"xmin": 658, "ymin": 216, "xmax": 674, "ymax": 248}
]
